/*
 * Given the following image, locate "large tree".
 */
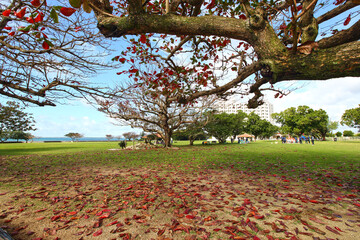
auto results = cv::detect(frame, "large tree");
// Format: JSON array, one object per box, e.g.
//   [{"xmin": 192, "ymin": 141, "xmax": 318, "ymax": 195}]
[
  {"xmin": 341, "ymin": 104, "xmax": 360, "ymax": 131},
  {"xmin": 0, "ymin": 0, "xmax": 114, "ymax": 106},
  {"xmin": 245, "ymin": 111, "xmax": 277, "ymax": 140},
  {"xmin": 2, "ymin": 0, "xmax": 359, "ymax": 107},
  {"xmin": 204, "ymin": 112, "xmax": 236, "ymax": 143},
  {"xmin": 228, "ymin": 110, "xmax": 248, "ymax": 140},
  {"xmin": 272, "ymin": 105, "xmax": 330, "ymax": 139},
  {"xmin": 98, "ymin": 82, "xmax": 214, "ymax": 147},
  {"xmin": 0, "ymin": 101, "xmax": 36, "ymax": 142},
  {"xmin": 64, "ymin": 132, "xmax": 83, "ymax": 141}
]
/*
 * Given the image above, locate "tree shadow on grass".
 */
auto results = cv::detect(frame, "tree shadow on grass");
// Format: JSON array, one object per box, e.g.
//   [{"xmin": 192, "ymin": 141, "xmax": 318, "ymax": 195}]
[{"xmin": 0, "ymin": 146, "xmax": 82, "ymax": 156}]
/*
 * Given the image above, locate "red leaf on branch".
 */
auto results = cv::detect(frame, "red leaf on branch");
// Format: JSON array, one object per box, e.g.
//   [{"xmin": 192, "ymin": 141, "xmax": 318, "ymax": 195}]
[
  {"xmin": 139, "ymin": 34, "xmax": 147, "ymax": 44},
  {"xmin": 344, "ymin": 14, "xmax": 351, "ymax": 26},
  {"xmin": 8, "ymin": 32, "xmax": 15, "ymax": 36},
  {"xmin": 207, "ymin": 0, "xmax": 216, "ymax": 9},
  {"xmin": 119, "ymin": 58, "xmax": 126, "ymax": 63},
  {"xmin": 274, "ymin": 93, "xmax": 280, "ymax": 98},
  {"xmin": 334, "ymin": 0, "xmax": 346, "ymax": 5},
  {"xmin": 2, "ymin": 9, "xmax": 11, "ymax": 17},
  {"xmin": 280, "ymin": 23, "xmax": 287, "ymax": 30},
  {"xmin": 42, "ymin": 41, "xmax": 49, "ymax": 49},
  {"xmin": 239, "ymin": 14, "xmax": 247, "ymax": 20},
  {"xmin": 296, "ymin": 5, "xmax": 302, "ymax": 11},
  {"xmin": 15, "ymin": 7, "xmax": 26, "ymax": 18},
  {"xmin": 26, "ymin": 17, "xmax": 34, "ymax": 23},
  {"xmin": 35, "ymin": 12, "xmax": 44, "ymax": 22},
  {"xmin": 93, "ymin": 229, "xmax": 103, "ymax": 236},
  {"xmin": 60, "ymin": 7, "xmax": 76, "ymax": 17},
  {"xmin": 4, "ymin": 26, "xmax": 12, "ymax": 30},
  {"xmin": 31, "ymin": 0, "xmax": 41, "ymax": 7},
  {"xmin": 129, "ymin": 69, "xmax": 138, "ymax": 74}
]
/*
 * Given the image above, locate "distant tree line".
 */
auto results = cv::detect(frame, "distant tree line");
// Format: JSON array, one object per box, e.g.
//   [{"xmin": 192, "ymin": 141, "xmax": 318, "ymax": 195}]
[
  {"xmin": 173, "ymin": 110, "xmax": 278, "ymax": 144},
  {"xmin": 272, "ymin": 105, "xmax": 360, "ymax": 140}
]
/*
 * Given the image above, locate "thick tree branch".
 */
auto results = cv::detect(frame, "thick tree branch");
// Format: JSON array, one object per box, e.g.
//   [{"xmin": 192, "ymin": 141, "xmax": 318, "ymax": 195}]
[
  {"xmin": 176, "ymin": 61, "xmax": 262, "ymax": 104},
  {"xmin": 317, "ymin": 0, "xmax": 358, "ymax": 24},
  {"xmin": 318, "ymin": 19, "xmax": 360, "ymax": 49},
  {"xmin": 95, "ymin": 14, "xmax": 255, "ymax": 42}
]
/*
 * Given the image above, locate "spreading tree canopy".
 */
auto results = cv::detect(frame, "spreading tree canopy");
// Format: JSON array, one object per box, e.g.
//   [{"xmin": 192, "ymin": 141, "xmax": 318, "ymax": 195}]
[
  {"xmin": 91, "ymin": 0, "xmax": 360, "ymax": 106},
  {"xmin": 0, "ymin": 0, "xmax": 114, "ymax": 106},
  {"xmin": 1, "ymin": 0, "xmax": 360, "ymax": 107},
  {"xmin": 272, "ymin": 105, "xmax": 330, "ymax": 139},
  {"xmin": 341, "ymin": 104, "xmax": 360, "ymax": 130}
]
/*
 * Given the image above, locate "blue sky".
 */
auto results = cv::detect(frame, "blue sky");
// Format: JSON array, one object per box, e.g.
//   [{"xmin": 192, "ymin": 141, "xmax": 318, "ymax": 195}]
[{"xmin": 21, "ymin": 76, "xmax": 359, "ymax": 138}]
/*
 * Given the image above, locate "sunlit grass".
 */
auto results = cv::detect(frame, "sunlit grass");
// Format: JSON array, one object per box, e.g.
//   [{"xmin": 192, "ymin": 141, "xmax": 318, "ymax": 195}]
[{"xmin": 1, "ymin": 140, "xmax": 359, "ymax": 187}]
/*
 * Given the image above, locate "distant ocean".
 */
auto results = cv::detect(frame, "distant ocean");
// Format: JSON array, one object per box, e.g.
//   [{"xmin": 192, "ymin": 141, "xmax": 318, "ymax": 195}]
[{"xmin": 5, "ymin": 137, "xmax": 124, "ymax": 142}]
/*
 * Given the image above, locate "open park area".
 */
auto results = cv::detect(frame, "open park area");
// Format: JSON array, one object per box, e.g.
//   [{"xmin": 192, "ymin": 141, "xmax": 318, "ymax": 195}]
[{"xmin": 0, "ymin": 141, "xmax": 359, "ymax": 240}]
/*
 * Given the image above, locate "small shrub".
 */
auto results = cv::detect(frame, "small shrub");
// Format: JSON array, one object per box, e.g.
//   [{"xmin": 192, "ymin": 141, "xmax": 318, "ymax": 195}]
[{"xmin": 118, "ymin": 141, "xmax": 126, "ymax": 149}]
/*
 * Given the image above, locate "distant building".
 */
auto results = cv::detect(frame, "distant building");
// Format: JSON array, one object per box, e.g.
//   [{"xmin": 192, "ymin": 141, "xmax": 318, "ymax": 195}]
[{"xmin": 214, "ymin": 100, "xmax": 275, "ymax": 124}]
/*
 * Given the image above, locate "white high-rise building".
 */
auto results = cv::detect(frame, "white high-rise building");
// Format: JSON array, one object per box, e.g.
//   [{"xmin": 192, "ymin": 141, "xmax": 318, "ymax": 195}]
[{"xmin": 214, "ymin": 100, "xmax": 275, "ymax": 124}]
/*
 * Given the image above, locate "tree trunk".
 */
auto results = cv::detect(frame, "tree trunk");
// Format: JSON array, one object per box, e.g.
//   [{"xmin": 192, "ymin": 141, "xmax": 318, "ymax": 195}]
[
  {"xmin": 322, "ymin": 134, "xmax": 326, "ymax": 141},
  {"xmin": 164, "ymin": 132, "xmax": 172, "ymax": 147},
  {"xmin": 189, "ymin": 137, "xmax": 194, "ymax": 146},
  {"xmin": 163, "ymin": 126, "xmax": 172, "ymax": 147}
]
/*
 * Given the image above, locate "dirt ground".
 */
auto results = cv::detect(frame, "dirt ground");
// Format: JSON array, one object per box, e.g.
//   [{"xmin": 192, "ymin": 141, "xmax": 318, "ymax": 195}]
[{"xmin": 0, "ymin": 166, "xmax": 359, "ymax": 240}]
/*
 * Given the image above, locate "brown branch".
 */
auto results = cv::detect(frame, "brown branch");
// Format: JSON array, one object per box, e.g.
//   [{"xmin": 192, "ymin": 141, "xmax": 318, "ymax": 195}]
[
  {"xmin": 295, "ymin": 0, "xmax": 317, "ymax": 21},
  {"xmin": 0, "ymin": 88, "xmax": 55, "ymax": 106},
  {"xmin": 317, "ymin": 1, "xmax": 358, "ymax": 24},
  {"xmin": 318, "ymin": 19, "xmax": 360, "ymax": 49},
  {"xmin": 176, "ymin": 61, "xmax": 262, "ymax": 103}
]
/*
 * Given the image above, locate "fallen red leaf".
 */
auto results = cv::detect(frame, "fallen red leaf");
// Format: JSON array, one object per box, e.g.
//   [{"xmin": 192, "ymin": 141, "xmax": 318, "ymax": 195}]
[
  {"xmin": 93, "ymin": 229, "xmax": 103, "ymax": 236},
  {"xmin": 326, "ymin": 226, "xmax": 341, "ymax": 235},
  {"xmin": 51, "ymin": 215, "xmax": 61, "ymax": 221}
]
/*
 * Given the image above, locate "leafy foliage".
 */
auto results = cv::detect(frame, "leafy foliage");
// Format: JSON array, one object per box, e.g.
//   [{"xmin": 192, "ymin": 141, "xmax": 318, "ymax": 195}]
[
  {"xmin": 9, "ymin": 131, "xmax": 34, "ymax": 142},
  {"xmin": 204, "ymin": 112, "xmax": 235, "ymax": 143},
  {"xmin": 272, "ymin": 105, "xmax": 330, "ymax": 139},
  {"xmin": 343, "ymin": 130, "xmax": 354, "ymax": 137},
  {"xmin": 245, "ymin": 111, "xmax": 278, "ymax": 139},
  {"xmin": 0, "ymin": 101, "xmax": 36, "ymax": 142},
  {"xmin": 341, "ymin": 104, "xmax": 360, "ymax": 129}
]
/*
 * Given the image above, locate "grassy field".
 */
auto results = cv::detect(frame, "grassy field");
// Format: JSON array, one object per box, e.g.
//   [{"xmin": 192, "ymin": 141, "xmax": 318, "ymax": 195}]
[
  {"xmin": 1, "ymin": 140, "xmax": 359, "ymax": 186},
  {"xmin": 0, "ymin": 141, "xmax": 359, "ymax": 239}
]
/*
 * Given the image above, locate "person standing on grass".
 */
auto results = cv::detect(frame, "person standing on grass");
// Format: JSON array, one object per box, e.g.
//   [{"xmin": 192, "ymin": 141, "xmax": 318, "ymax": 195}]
[{"xmin": 311, "ymin": 136, "xmax": 315, "ymax": 145}]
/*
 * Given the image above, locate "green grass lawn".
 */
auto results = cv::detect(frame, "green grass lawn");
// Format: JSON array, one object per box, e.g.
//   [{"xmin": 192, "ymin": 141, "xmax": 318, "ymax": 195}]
[{"xmin": 1, "ymin": 140, "xmax": 359, "ymax": 187}]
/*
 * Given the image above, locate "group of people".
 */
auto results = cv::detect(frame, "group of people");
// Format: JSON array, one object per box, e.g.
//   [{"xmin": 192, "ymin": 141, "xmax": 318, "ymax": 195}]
[{"xmin": 281, "ymin": 135, "xmax": 315, "ymax": 145}]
